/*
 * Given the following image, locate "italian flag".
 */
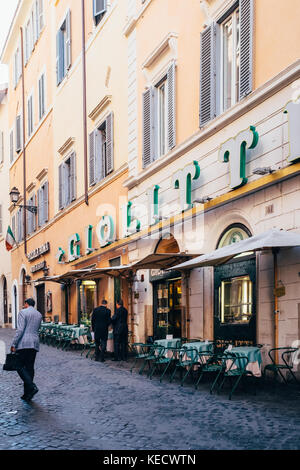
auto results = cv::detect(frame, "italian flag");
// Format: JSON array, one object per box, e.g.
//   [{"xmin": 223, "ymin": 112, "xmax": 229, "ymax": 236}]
[{"xmin": 5, "ymin": 226, "xmax": 16, "ymax": 251}]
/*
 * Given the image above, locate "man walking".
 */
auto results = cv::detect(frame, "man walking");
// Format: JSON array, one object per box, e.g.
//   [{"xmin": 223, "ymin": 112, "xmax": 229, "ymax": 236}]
[
  {"xmin": 91, "ymin": 299, "xmax": 111, "ymax": 362},
  {"xmin": 111, "ymin": 299, "xmax": 128, "ymax": 361},
  {"xmin": 11, "ymin": 298, "xmax": 42, "ymax": 401}
]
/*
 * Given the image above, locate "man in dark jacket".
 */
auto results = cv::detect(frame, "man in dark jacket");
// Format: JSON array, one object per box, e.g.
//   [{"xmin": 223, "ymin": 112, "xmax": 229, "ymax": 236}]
[
  {"xmin": 91, "ymin": 300, "xmax": 111, "ymax": 362},
  {"xmin": 111, "ymin": 299, "xmax": 128, "ymax": 361}
]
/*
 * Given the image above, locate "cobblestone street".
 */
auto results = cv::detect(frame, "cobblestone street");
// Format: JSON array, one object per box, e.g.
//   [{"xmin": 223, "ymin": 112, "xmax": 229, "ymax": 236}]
[{"xmin": 0, "ymin": 329, "xmax": 300, "ymax": 451}]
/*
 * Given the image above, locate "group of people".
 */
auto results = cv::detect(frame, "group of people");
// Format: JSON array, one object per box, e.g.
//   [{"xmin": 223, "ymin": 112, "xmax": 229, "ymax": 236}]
[
  {"xmin": 9, "ymin": 297, "xmax": 128, "ymax": 402},
  {"xmin": 91, "ymin": 299, "xmax": 128, "ymax": 363}
]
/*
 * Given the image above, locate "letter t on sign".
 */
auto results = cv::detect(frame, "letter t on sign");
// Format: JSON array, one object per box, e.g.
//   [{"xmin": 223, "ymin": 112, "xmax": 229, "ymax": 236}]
[
  {"xmin": 219, "ymin": 126, "xmax": 259, "ymax": 189},
  {"xmin": 172, "ymin": 161, "xmax": 200, "ymax": 211}
]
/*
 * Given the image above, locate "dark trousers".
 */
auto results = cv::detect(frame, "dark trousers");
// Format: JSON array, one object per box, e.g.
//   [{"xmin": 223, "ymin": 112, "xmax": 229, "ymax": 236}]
[
  {"xmin": 17, "ymin": 349, "xmax": 37, "ymax": 395},
  {"xmin": 95, "ymin": 338, "xmax": 107, "ymax": 361},
  {"xmin": 114, "ymin": 332, "xmax": 128, "ymax": 360}
]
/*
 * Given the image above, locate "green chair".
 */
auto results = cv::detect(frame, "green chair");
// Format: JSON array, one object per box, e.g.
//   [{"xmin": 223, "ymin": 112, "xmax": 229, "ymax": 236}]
[
  {"xmin": 217, "ymin": 353, "xmax": 256, "ymax": 400},
  {"xmin": 130, "ymin": 343, "xmax": 153, "ymax": 373},
  {"xmin": 194, "ymin": 352, "xmax": 225, "ymax": 393},
  {"xmin": 264, "ymin": 347, "xmax": 299, "ymax": 385},
  {"xmin": 169, "ymin": 347, "xmax": 200, "ymax": 386},
  {"xmin": 80, "ymin": 331, "xmax": 95, "ymax": 358},
  {"xmin": 148, "ymin": 346, "xmax": 179, "ymax": 382},
  {"xmin": 138, "ymin": 344, "xmax": 165, "ymax": 376}
]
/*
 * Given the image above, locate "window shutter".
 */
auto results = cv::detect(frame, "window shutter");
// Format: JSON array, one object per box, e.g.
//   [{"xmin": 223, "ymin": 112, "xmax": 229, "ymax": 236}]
[
  {"xmin": 93, "ymin": 0, "xmax": 107, "ymax": 18},
  {"xmin": 38, "ymin": 77, "xmax": 42, "ymax": 119},
  {"xmin": 239, "ymin": 0, "xmax": 253, "ymax": 99},
  {"xmin": 39, "ymin": 0, "xmax": 44, "ymax": 33},
  {"xmin": 26, "ymin": 199, "xmax": 30, "ymax": 234},
  {"xmin": 43, "ymin": 181, "xmax": 48, "ymax": 223},
  {"xmin": 10, "ymin": 130, "xmax": 14, "ymax": 163},
  {"xmin": 37, "ymin": 188, "xmax": 42, "ymax": 226},
  {"xmin": 0, "ymin": 131, "xmax": 3, "ymax": 164},
  {"xmin": 199, "ymin": 23, "xmax": 216, "ymax": 127},
  {"xmin": 12, "ymin": 215, "xmax": 16, "ymax": 238},
  {"xmin": 89, "ymin": 131, "xmax": 96, "ymax": 186},
  {"xmin": 0, "ymin": 205, "xmax": 2, "ymax": 236},
  {"xmin": 106, "ymin": 112, "xmax": 114, "ymax": 174},
  {"xmin": 35, "ymin": 1, "xmax": 39, "ymax": 41},
  {"xmin": 95, "ymin": 129, "xmax": 103, "ymax": 182},
  {"xmin": 58, "ymin": 163, "xmax": 64, "ymax": 209},
  {"xmin": 167, "ymin": 62, "xmax": 176, "ymax": 151},
  {"xmin": 16, "ymin": 115, "xmax": 21, "ymax": 152},
  {"xmin": 70, "ymin": 153, "xmax": 76, "ymax": 202},
  {"xmin": 66, "ymin": 9, "xmax": 71, "ymax": 71},
  {"xmin": 33, "ymin": 194, "xmax": 37, "ymax": 231},
  {"xmin": 142, "ymin": 87, "xmax": 155, "ymax": 168},
  {"xmin": 56, "ymin": 31, "xmax": 60, "ymax": 85},
  {"xmin": 56, "ymin": 30, "xmax": 64, "ymax": 85}
]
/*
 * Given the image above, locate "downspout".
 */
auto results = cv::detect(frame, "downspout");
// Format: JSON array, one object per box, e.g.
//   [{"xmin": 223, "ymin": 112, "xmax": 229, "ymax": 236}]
[
  {"xmin": 20, "ymin": 27, "xmax": 27, "ymax": 255},
  {"xmin": 81, "ymin": 0, "xmax": 88, "ymax": 206},
  {"xmin": 184, "ymin": 271, "xmax": 190, "ymax": 339},
  {"xmin": 273, "ymin": 248, "xmax": 279, "ymax": 363},
  {"xmin": 129, "ymin": 277, "xmax": 134, "ymax": 344}
]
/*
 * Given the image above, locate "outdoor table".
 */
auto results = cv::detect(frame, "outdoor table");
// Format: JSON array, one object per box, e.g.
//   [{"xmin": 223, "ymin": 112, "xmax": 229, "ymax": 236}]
[
  {"xmin": 154, "ymin": 338, "xmax": 181, "ymax": 357},
  {"xmin": 182, "ymin": 341, "xmax": 214, "ymax": 365},
  {"xmin": 224, "ymin": 346, "xmax": 262, "ymax": 377}
]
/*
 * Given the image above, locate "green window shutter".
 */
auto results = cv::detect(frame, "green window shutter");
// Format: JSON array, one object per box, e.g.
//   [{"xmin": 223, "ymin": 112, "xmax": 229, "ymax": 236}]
[
  {"xmin": 142, "ymin": 87, "xmax": 155, "ymax": 168},
  {"xmin": 66, "ymin": 9, "xmax": 71, "ymax": 71},
  {"xmin": 89, "ymin": 130, "xmax": 96, "ymax": 186},
  {"xmin": 199, "ymin": 23, "xmax": 216, "ymax": 127},
  {"xmin": 239, "ymin": 0, "xmax": 254, "ymax": 99},
  {"xmin": 167, "ymin": 61, "xmax": 176, "ymax": 151},
  {"xmin": 106, "ymin": 112, "xmax": 114, "ymax": 175}
]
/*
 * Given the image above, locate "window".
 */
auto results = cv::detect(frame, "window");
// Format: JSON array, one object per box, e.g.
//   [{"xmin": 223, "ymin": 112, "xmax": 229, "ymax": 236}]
[
  {"xmin": 10, "ymin": 130, "xmax": 14, "ymax": 163},
  {"xmin": 27, "ymin": 94, "xmax": 33, "ymax": 137},
  {"xmin": 11, "ymin": 215, "xmax": 16, "ymax": 239},
  {"xmin": 13, "ymin": 47, "xmax": 22, "ymax": 88},
  {"xmin": 89, "ymin": 112, "xmax": 114, "ymax": 186},
  {"xmin": 0, "ymin": 131, "xmax": 3, "ymax": 164},
  {"xmin": 15, "ymin": 115, "xmax": 22, "ymax": 153},
  {"xmin": 56, "ymin": 10, "xmax": 71, "ymax": 86},
  {"xmin": 38, "ymin": 73, "xmax": 45, "ymax": 120},
  {"xmin": 26, "ymin": 194, "xmax": 36, "ymax": 235},
  {"xmin": 58, "ymin": 152, "xmax": 76, "ymax": 210},
  {"xmin": 25, "ymin": 1, "xmax": 44, "ymax": 64},
  {"xmin": 142, "ymin": 62, "xmax": 176, "ymax": 168},
  {"xmin": 199, "ymin": 0, "xmax": 253, "ymax": 126},
  {"xmin": 93, "ymin": 0, "xmax": 107, "ymax": 26},
  {"xmin": 220, "ymin": 275, "xmax": 253, "ymax": 324},
  {"xmin": 37, "ymin": 181, "xmax": 48, "ymax": 226}
]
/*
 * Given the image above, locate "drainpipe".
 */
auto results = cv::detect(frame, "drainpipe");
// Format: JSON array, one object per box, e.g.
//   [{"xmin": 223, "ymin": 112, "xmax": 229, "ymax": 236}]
[
  {"xmin": 81, "ymin": 0, "xmax": 88, "ymax": 206},
  {"xmin": 20, "ymin": 27, "xmax": 27, "ymax": 255},
  {"xmin": 273, "ymin": 248, "xmax": 279, "ymax": 363},
  {"xmin": 184, "ymin": 271, "xmax": 190, "ymax": 339}
]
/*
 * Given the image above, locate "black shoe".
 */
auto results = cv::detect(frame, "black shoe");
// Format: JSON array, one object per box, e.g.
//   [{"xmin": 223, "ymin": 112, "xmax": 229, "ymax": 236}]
[
  {"xmin": 26, "ymin": 385, "xmax": 39, "ymax": 401},
  {"xmin": 112, "ymin": 358, "xmax": 119, "ymax": 361}
]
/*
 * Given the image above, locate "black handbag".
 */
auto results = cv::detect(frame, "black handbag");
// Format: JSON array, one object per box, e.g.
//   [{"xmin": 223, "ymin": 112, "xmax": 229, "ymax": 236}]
[{"xmin": 3, "ymin": 352, "xmax": 22, "ymax": 371}]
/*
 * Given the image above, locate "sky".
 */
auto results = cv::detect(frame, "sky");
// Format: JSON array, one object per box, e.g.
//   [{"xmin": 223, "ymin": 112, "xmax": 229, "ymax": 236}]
[{"xmin": 0, "ymin": 0, "xmax": 19, "ymax": 85}]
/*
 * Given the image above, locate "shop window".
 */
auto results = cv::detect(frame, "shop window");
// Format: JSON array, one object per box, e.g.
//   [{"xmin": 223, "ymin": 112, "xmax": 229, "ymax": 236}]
[
  {"xmin": 154, "ymin": 278, "xmax": 181, "ymax": 339},
  {"xmin": 80, "ymin": 280, "xmax": 97, "ymax": 321},
  {"xmin": 220, "ymin": 275, "xmax": 252, "ymax": 324}
]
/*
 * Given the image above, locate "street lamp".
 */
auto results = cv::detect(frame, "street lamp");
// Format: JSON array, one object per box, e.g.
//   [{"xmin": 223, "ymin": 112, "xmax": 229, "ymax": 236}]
[{"xmin": 9, "ymin": 187, "xmax": 37, "ymax": 214}]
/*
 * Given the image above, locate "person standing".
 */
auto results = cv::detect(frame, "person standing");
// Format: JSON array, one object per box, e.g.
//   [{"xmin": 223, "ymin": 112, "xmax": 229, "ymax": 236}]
[
  {"xmin": 91, "ymin": 299, "xmax": 111, "ymax": 362},
  {"xmin": 111, "ymin": 299, "xmax": 128, "ymax": 361},
  {"xmin": 11, "ymin": 298, "xmax": 42, "ymax": 401}
]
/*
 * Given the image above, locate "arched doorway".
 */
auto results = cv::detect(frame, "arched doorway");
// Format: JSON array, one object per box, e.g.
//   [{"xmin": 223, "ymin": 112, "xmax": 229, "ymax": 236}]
[
  {"xmin": 152, "ymin": 235, "xmax": 182, "ymax": 340},
  {"xmin": 3, "ymin": 277, "xmax": 8, "ymax": 324},
  {"xmin": 214, "ymin": 224, "xmax": 256, "ymax": 344}
]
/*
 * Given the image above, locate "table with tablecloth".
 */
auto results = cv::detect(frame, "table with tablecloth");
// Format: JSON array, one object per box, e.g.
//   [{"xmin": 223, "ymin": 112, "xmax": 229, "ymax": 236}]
[
  {"xmin": 181, "ymin": 341, "xmax": 214, "ymax": 367},
  {"xmin": 224, "ymin": 346, "xmax": 262, "ymax": 377},
  {"xmin": 154, "ymin": 338, "xmax": 181, "ymax": 357}
]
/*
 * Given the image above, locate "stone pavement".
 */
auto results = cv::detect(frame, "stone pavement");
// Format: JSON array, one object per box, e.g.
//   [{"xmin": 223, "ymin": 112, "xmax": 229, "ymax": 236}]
[{"xmin": 0, "ymin": 328, "xmax": 300, "ymax": 450}]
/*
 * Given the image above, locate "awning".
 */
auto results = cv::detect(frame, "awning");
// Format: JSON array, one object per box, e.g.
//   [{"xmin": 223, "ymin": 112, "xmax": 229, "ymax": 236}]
[
  {"xmin": 169, "ymin": 229, "xmax": 300, "ymax": 270},
  {"xmin": 34, "ymin": 266, "xmax": 133, "ymax": 284},
  {"xmin": 130, "ymin": 252, "xmax": 201, "ymax": 270}
]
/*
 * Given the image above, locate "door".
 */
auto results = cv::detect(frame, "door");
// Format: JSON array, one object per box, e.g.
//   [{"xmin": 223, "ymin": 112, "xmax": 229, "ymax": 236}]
[
  {"xmin": 153, "ymin": 277, "xmax": 182, "ymax": 339},
  {"xmin": 36, "ymin": 284, "xmax": 45, "ymax": 320},
  {"xmin": 214, "ymin": 258, "xmax": 256, "ymax": 343}
]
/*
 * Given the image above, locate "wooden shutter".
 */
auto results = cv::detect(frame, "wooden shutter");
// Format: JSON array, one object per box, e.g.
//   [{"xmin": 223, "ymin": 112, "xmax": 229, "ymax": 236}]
[
  {"xmin": 199, "ymin": 24, "xmax": 216, "ymax": 127},
  {"xmin": 167, "ymin": 62, "xmax": 176, "ymax": 151},
  {"xmin": 89, "ymin": 131, "xmax": 96, "ymax": 186},
  {"xmin": 26, "ymin": 199, "xmax": 31, "ymax": 234},
  {"xmin": 142, "ymin": 87, "xmax": 155, "ymax": 168},
  {"xmin": 16, "ymin": 115, "xmax": 21, "ymax": 152},
  {"xmin": 239, "ymin": 0, "xmax": 253, "ymax": 99},
  {"xmin": 58, "ymin": 163, "xmax": 64, "ymax": 209},
  {"xmin": 12, "ymin": 215, "xmax": 16, "ymax": 238},
  {"xmin": 95, "ymin": 129, "xmax": 103, "ymax": 182},
  {"xmin": 34, "ymin": 1, "xmax": 39, "ymax": 41},
  {"xmin": 0, "ymin": 131, "xmax": 3, "ymax": 164},
  {"xmin": 56, "ymin": 29, "xmax": 64, "ymax": 85},
  {"xmin": 70, "ymin": 153, "xmax": 76, "ymax": 202},
  {"xmin": 43, "ymin": 181, "xmax": 48, "ymax": 223},
  {"xmin": 106, "ymin": 112, "xmax": 114, "ymax": 174},
  {"xmin": 93, "ymin": 0, "xmax": 107, "ymax": 18},
  {"xmin": 33, "ymin": 194, "xmax": 37, "ymax": 231},
  {"xmin": 66, "ymin": 10, "xmax": 71, "ymax": 71},
  {"xmin": 39, "ymin": 0, "xmax": 44, "ymax": 33},
  {"xmin": 37, "ymin": 188, "xmax": 42, "ymax": 226}
]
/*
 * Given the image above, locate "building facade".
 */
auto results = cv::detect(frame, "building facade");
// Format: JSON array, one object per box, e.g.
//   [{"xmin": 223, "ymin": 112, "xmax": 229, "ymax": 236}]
[{"xmin": 1, "ymin": 0, "xmax": 300, "ymax": 372}]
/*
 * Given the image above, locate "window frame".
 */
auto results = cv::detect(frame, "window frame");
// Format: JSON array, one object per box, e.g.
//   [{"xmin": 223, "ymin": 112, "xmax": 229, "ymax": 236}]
[{"xmin": 156, "ymin": 76, "xmax": 168, "ymax": 159}]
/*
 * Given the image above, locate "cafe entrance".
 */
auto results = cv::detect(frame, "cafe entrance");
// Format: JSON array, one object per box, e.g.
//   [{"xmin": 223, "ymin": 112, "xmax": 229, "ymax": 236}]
[{"xmin": 153, "ymin": 275, "xmax": 182, "ymax": 340}]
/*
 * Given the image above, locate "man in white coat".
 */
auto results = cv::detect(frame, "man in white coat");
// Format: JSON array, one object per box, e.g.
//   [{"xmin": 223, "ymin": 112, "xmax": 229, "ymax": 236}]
[{"xmin": 11, "ymin": 298, "xmax": 42, "ymax": 401}]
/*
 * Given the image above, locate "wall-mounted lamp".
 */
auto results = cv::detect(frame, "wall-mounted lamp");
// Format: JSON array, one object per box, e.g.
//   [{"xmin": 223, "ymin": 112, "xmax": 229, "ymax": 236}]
[
  {"xmin": 252, "ymin": 167, "xmax": 275, "ymax": 176},
  {"xmin": 24, "ymin": 274, "xmax": 31, "ymax": 284},
  {"xmin": 9, "ymin": 187, "xmax": 37, "ymax": 213},
  {"xmin": 42, "ymin": 265, "xmax": 49, "ymax": 277}
]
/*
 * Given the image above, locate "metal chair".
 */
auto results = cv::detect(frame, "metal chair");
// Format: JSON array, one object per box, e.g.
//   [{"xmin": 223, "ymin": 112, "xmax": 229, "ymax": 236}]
[
  {"xmin": 148, "ymin": 346, "xmax": 179, "ymax": 382},
  {"xmin": 138, "ymin": 344, "xmax": 165, "ymax": 376},
  {"xmin": 194, "ymin": 352, "xmax": 225, "ymax": 393},
  {"xmin": 264, "ymin": 347, "xmax": 299, "ymax": 385},
  {"xmin": 169, "ymin": 347, "xmax": 200, "ymax": 386},
  {"xmin": 217, "ymin": 352, "xmax": 257, "ymax": 400},
  {"xmin": 130, "ymin": 343, "xmax": 153, "ymax": 373}
]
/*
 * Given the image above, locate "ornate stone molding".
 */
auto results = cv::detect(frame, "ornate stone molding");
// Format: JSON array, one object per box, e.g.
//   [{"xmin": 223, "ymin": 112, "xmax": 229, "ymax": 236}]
[
  {"xmin": 36, "ymin": 168, "xmax": 48, "ymax": 182},
  {"xmin": 88, "ymin": 95, "xmax": 112, "ymax": 121},
  {"xmin": 142, "ymin": 32, "xmax": 178, "ymax": 70},
  {"xmin": 58, "ymin": 137, "xmax": 75, "ymax": 156}
]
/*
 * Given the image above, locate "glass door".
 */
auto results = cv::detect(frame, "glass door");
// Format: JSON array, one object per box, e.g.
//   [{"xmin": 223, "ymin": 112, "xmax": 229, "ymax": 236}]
[{"xmin": 153, "ymin": 278, "xmax": 182, "ymax": 339}]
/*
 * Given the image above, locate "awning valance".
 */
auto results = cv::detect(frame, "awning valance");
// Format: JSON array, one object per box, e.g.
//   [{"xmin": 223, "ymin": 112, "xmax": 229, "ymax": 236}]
[{"xmin": 130, "ymin": 252, "xmax": 201, "ymax": 270}]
